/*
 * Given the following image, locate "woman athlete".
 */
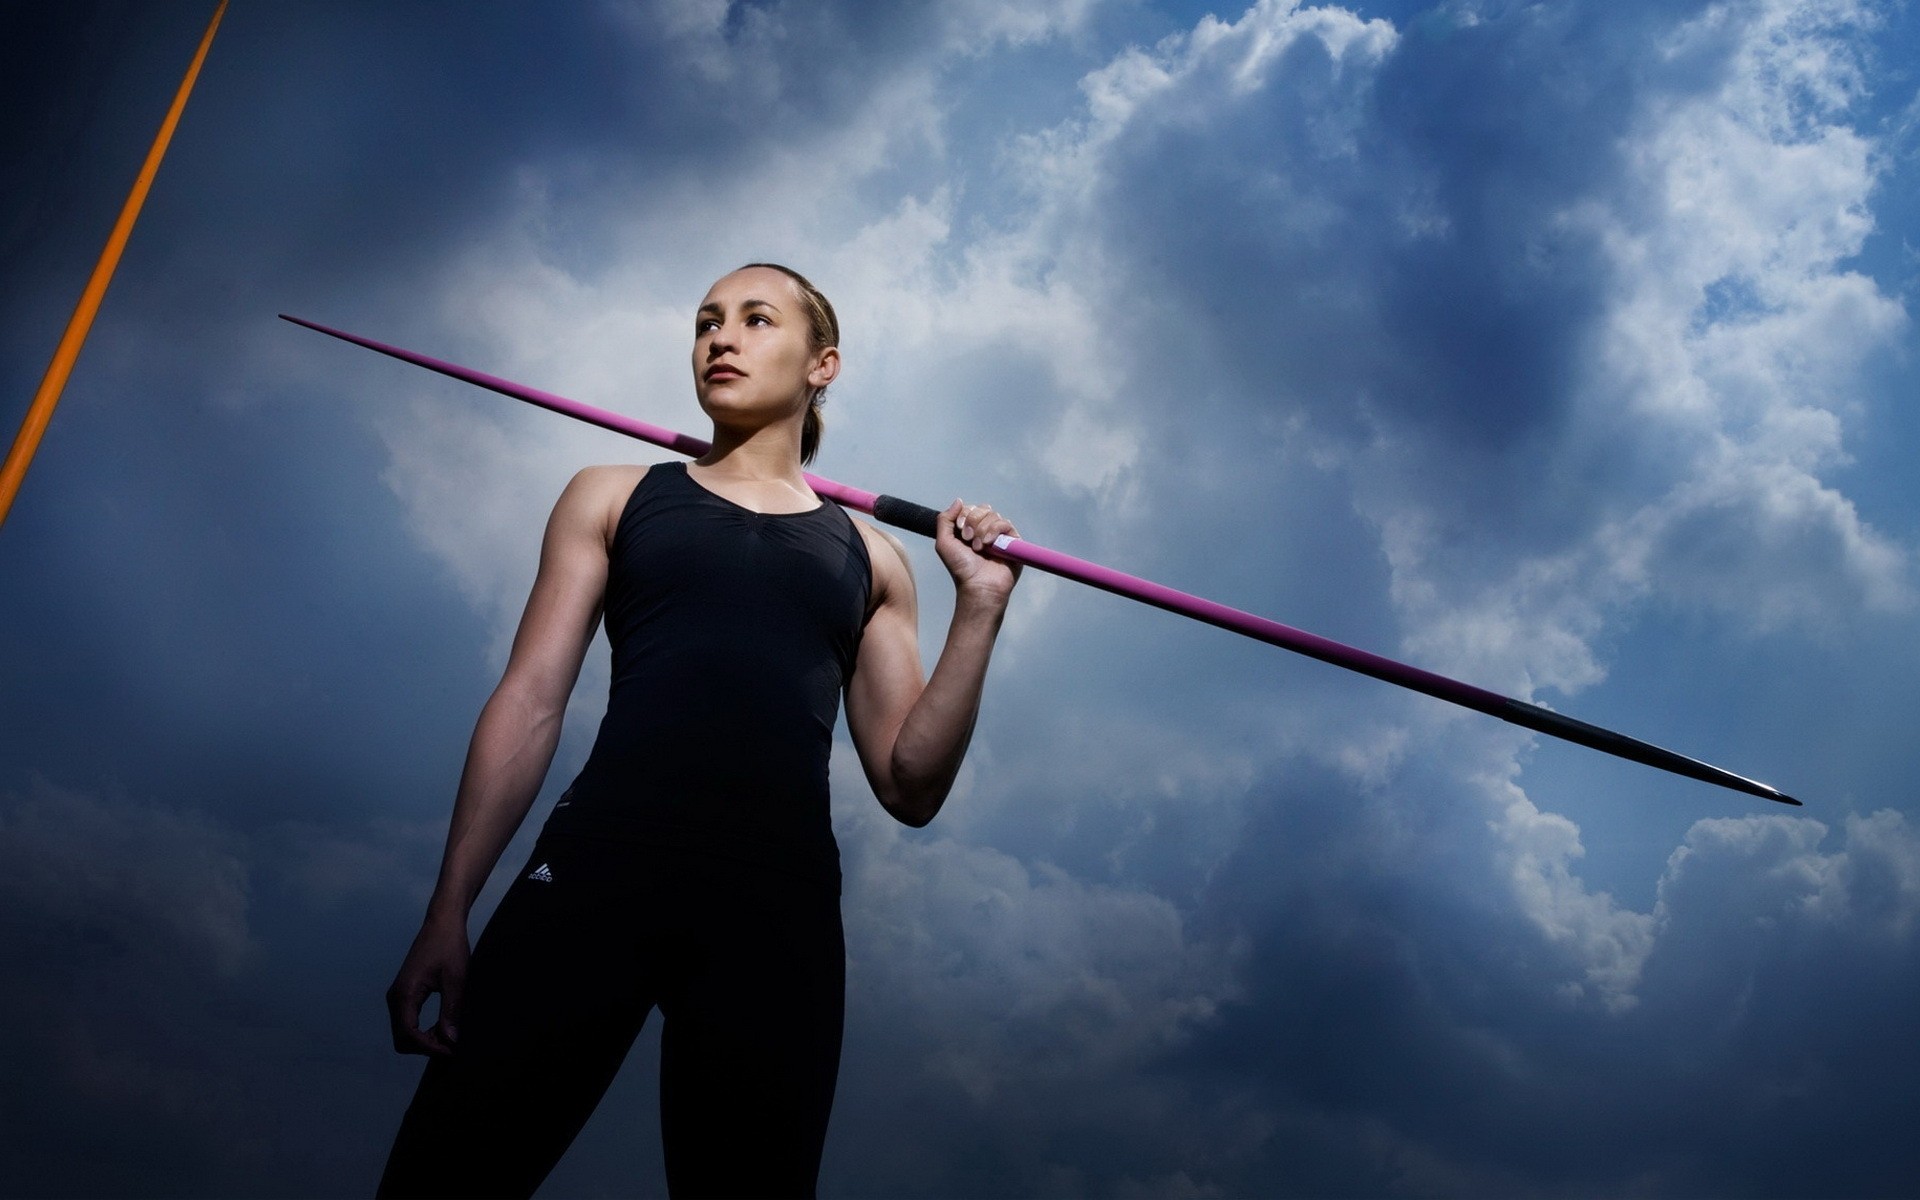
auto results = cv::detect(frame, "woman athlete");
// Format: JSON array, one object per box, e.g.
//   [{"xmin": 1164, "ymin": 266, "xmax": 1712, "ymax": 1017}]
[{"xmin": 375, "ymin": 263, "xmax": 1020, "ymax": 1199}]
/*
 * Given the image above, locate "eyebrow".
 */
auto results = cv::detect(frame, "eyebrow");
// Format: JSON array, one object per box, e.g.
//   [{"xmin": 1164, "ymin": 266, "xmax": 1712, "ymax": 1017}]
[{"xmin": 696, "ymin": 297, "xmax": 783, "ymax": 317}]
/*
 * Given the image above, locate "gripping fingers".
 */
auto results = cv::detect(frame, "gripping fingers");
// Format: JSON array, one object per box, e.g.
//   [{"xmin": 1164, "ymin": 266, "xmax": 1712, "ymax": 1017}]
[
  {"xmin": 951, "ymin": 501, "xmax": 1015, "ymax": 552},
  {"xmin": 387, "ymin": 982, "xmax": 430, "ymax": 1054},
  {"xmin": 387, "ymin": 976, "xmax": 456, "ymax": 1057}
]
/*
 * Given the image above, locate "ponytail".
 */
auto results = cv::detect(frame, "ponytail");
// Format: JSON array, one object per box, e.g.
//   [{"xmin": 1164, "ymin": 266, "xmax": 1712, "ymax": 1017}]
[{"xmin": 801, "ymin": 402, "xmax": 824, "ymax": 466}]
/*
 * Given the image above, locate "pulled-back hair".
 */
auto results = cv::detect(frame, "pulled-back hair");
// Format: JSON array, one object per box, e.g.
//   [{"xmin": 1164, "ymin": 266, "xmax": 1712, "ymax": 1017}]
[{"xmin": 740, "ymin": 263, "xmax": 838, "ymax": 464}]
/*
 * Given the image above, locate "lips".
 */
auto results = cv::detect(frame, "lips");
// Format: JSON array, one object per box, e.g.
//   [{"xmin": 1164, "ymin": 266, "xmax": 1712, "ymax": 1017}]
[{"xmin": 704, "ymin": 363, "xmax": 744, "ymax": 382}]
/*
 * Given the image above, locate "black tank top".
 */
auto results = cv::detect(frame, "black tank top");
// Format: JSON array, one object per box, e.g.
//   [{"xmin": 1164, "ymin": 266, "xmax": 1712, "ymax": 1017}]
[{"xmin": 543, "ymin": 462, "xmax": 872, "ymax": 890}]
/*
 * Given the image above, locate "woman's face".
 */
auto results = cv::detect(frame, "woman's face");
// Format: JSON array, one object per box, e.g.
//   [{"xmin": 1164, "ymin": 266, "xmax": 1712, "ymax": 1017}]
[{"xmin": 691, "ymin": 267, "xmax": 836, "ymax": 427}]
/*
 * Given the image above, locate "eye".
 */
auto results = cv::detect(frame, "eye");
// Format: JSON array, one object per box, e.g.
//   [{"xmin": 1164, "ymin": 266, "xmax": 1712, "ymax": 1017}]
[
  {"xmin": 746, "ymin": 313, "xmax": 771, "ymax": 326},
  {"xmin": 695, "ymin": 317, "xmax": 719, "ymax": 333}
]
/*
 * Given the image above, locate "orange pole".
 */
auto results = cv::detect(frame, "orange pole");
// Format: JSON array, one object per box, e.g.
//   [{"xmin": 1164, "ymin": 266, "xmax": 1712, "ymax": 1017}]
[{"xmin": 0, "ymin": 0, "xmax": 229, "ymax": 528}]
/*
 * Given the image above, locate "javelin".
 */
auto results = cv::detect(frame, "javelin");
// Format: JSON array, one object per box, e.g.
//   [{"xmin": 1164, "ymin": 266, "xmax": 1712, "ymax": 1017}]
[
  {"xmin": 281, "ymin": 313, "xmax": 1801, "ymax": 807},
  {"xmin": 0, "ymin": 1, "xmax": 228, "ymax": 528}
]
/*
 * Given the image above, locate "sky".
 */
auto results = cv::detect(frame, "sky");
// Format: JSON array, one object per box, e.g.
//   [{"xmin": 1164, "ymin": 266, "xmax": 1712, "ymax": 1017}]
[{"xmin": 3, "ymin": 0, "xmax": 1919, "ymax": 1196}]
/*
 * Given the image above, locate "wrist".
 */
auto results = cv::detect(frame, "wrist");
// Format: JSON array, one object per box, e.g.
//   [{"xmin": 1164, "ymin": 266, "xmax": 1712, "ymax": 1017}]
[
  {"xmin": 953, "ymin": 580, "xmax": 1013, "ymax": 616},
  {"xmin": 422, "ymin": 896, "xmax": 471, "ymax": 932}
]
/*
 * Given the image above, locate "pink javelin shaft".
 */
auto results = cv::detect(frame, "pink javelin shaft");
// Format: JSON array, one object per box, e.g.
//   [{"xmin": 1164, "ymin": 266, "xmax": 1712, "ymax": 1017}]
[{"xmin": 280, "ymin": 313, "xmax": 1800, "ymax": 807}]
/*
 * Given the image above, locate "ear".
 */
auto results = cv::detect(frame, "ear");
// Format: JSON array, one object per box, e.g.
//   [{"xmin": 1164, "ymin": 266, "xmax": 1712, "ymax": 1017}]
[{"xmin": 808, "ymin": 345, "xmax": 841, "ymax": 390}]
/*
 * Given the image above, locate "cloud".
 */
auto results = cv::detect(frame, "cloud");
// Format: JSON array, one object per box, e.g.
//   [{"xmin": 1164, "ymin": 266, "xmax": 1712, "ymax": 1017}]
[
  {"xmin": 0, "ymin": 777, "xmax": 257, "ymax": 1192},
  {"xmin": 803, "ymin": 2, "xmax": 1916, "ymax": 1190},
  {"xmin": 258, "ymin": 815, "xmax": 448, "ymax": 913},
  {"xmin": 1651, "ymin": 807, "xmax": 1920, "ymax": 981},
  {"xmin": 0, "ymin": 771, "xmax": 474, "ymax": 1195},
  {"xmin": 0, "ymin": 775, "xmax": 253, "ymax": 975},
  {"xmin": 1150, "ymin": 774, "xmax": 1920, "ymax": 1195},
  {"xmin": 1572, "ymin": 0, "xmax": 1913, "ymax": 637},
  {"xmin": 838, "ymin": 787, "xmax": 1239, "ymax": 1095},
  {"xmin": 827, "ymin": 763, "xmax": 1247, "ymax": 1195},
  {"xmin": 982, "ymin": 0, "xmax": 1911, "ymax": 698},
  {"xmin": 982, "ymin": 0, "xmax": 1911, "ymax": 1034},
  {"xmin": 1493, "ymin": 775, "xmax": 1657, "ymax": 1012},
  {"xmin": 1623, "ymin": 808, "xmax": 1920, "ymax": 1192}
]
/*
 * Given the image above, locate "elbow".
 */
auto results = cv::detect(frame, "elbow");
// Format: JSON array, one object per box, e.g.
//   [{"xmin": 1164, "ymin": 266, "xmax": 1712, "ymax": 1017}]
[
  {"xmin": 877, "ymin": 733, "xmax": 961, "ymax": 827},
  {"xmin": 887, "ymin": 794, "xmax": 940, "ymax": 821},
  {"xmin": 877, "ymin": 777, "xmax": 947, "ymax": 828},
  {"xmin": 891, "ymin": 800, "xmax": 940, "ymax": 829}
]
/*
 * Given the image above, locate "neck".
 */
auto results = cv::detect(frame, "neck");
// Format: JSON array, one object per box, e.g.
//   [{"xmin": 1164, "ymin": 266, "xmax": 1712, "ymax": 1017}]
[{"xmin": 695, "ymin": 416, "xmax": 808, "ymax": 484}]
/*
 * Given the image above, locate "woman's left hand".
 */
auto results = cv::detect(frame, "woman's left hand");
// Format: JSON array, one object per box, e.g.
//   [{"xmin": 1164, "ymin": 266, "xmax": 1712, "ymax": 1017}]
[{"xmin": 935, "ymin": 498, "xmax": 1022, "ymax": 603}]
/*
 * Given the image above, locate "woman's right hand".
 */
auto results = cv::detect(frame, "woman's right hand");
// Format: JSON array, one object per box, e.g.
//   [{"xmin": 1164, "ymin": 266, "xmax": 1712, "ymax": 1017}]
[{"xmin": 385, "ymin": 917, "xmax": 470, "ymax": 1057}]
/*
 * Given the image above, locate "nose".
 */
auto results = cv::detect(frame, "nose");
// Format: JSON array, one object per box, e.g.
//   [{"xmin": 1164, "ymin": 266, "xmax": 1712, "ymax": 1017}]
[{"xmin": 705, "ymin": 320, "xmax": 738, "ymax": 357}]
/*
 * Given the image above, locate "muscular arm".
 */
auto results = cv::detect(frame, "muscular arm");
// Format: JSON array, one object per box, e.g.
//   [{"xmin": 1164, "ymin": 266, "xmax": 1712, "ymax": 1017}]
[
  {"xmin": 844, "ymin": 500, "xmax": 1019, "ymax": 828},
  {"xmin": 387, "ymin": 465, "xmax": 631, "ymax": 1055}
]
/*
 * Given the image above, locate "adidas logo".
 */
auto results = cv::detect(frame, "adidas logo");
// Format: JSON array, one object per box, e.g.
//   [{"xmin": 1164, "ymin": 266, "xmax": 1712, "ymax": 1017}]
[{"xmin": 527, "ymin": 863, "xmax": 554, "ymax": 884}]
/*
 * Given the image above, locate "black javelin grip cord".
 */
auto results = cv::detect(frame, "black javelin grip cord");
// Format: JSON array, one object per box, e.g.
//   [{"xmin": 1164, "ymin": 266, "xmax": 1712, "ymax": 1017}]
[{"xmin": 281, "ymin": 313, "xmax": 1802, "ymax": 807}]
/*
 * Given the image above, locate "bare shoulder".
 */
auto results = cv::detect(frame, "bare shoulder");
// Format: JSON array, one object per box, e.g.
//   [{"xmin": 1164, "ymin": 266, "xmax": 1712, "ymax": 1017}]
[
  {"xmin": 557, "ymin": 464, "xmax": 648, "ymax": 548},
  {"xmin": 854, "ymin": 518, "xmax": 915, "ymax": 608}
]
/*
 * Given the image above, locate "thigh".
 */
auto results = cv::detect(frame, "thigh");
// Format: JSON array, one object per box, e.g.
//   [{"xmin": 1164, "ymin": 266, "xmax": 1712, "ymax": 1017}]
[
  {"xmin": 658, "ymin": 867, "xmax": 846, "ymax": 1200},
  {"xmin": 378, "ymin": 835, "xmax": 655, "ymax": 1200}
]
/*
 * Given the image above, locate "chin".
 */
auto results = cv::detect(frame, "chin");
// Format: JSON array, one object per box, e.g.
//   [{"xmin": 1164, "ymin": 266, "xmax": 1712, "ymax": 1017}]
[
  {"xmin": 700, "ymin": 389, "xmax": 797, "ymax": 425},
  {"xmin": 696, "ymin": 392, "xmax": 755, "ymax": 422}
]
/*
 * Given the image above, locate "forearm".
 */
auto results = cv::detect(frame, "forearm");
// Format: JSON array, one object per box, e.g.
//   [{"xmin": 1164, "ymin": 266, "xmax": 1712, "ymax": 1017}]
[
  {"xmin": 887, "ymin": 591, "xmax": 1008, "ymax": 824},
  {"xmin": 421, "ymin": 683, "xmax": 567, "ymax": 929}
]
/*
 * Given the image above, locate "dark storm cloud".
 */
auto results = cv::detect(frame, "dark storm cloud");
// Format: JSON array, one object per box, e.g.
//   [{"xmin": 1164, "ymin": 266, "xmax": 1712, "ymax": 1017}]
[
  {"xmin": 825, "ymin": 1, "xmax": 1918, "ymax": 1193},
  {"xmin": 1143, "ymin": 774, "xmax": 1920, "ymax": 1196},
  {"xmin": 0, "ymin": 779, "xmax": 258, "ymax": 1196},
  {"xmin": 1082, "ymin": 0, "xmax": 1723, "ymax": 556},
  {"xmin": 0, "ymin": 775, "xmax": 460, "ymax": 1196}
]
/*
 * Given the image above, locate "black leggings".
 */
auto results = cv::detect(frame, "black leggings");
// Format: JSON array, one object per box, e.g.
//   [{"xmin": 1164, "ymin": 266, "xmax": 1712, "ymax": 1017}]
[{"xmin": 376, "ymin": 833, "xmax": 845, "ymax": 1199}]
